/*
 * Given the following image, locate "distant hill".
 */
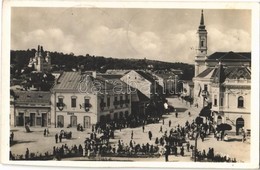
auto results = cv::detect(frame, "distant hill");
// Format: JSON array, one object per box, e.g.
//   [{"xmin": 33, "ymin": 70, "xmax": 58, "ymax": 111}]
[{"xmin": 10, "ymin": 49, "xmax": 194, "ymax": 80}]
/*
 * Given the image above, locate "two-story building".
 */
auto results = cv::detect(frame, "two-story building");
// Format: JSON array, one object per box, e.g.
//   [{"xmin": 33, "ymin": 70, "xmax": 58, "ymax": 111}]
[{"xmin": 50, "ymin": 71, "xmax": 131, "ymax": 129}]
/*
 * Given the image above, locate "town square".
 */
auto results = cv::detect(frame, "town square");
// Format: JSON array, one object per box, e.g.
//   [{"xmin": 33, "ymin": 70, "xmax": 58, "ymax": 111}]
[{"xmin": 3, "ymin": 3, "xmax": 258, "ymax": 168}]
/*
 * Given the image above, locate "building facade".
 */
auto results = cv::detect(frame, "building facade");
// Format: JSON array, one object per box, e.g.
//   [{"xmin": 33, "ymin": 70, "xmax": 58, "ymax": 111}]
[
  {"xmin": 51, "ymin": 71, "xmax": 131, "ymax": 129},
  {"xmin": 11, "ymin": 91, "xmax": 51, "ymax": 127},
  {"xmin": 193, "ymin": 10, "xmax": 251, "ymax": 133}
]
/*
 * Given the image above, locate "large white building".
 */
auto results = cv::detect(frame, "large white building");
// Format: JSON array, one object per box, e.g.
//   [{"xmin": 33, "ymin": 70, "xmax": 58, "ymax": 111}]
[{"xmin": 193, "ymin": 10, "xmax": 251, "ymax": 134}]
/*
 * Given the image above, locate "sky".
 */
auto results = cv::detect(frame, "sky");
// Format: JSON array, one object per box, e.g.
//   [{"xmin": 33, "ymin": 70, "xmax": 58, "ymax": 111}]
[{"xmin": 11, "ymin": 8, "xmax": 251, "ymax": 64}]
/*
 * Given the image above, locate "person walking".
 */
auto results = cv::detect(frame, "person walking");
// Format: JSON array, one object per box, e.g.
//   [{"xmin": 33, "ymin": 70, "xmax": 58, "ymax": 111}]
[
  {"xmin": 142, "ymin": 125, "xmax": 145, "ymax": 133},
  {"xmin": 175, "ymin": 112, "xmax": 178, "ymax": 118},
  {"xmin": 180, "ymin": 146, "xmax": 184, "ymax": 156},
  {"xmin": 131, "ymin": 130, "xmax": 133, "ymax": 139},
  {"xmin": 25, "ymin": 148, "xmax": 29, "ymax": 160},
  {"xmin": 186, "ymin": 142, "xmax": 190, "ymax": 152},
  {"xmin": 159, "ymin": 126, "xmax": 163, "ymax": 133},
  {"xmin": 59, "ymin": 133, "xmax": 62, "ymax": 143},
  {"xmin": 164, "ymin": 144, "xmax": 170, "ymax": 162},
  {"xmin": 169, "ymin": 120, "xmax": 171, "ymax": 127},
  {"xmin": 148, "ymin": 131, "xmax": 153, "ymax": 140},
  {"xmin": 55, "ymin": 133, "xmax": 58, "ymax": 143},
  {"xmin": 188, "ymin": 112, "xmax": 191, "ymax": 117},
  {"xmin": 44, "ymin": 129, "xmax": 47, "ymax": 137}
]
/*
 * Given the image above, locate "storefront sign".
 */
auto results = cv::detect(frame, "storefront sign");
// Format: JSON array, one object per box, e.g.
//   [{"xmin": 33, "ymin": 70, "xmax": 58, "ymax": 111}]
[{"xmin": 67, "ymin": 112, "xmax": 74, "ymax": 115}]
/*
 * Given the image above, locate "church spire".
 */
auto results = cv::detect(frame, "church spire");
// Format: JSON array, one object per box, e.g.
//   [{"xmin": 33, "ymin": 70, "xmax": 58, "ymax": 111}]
[{"xmin": 199, "ymin": 10, "xmax": 205, "ymax": 30}]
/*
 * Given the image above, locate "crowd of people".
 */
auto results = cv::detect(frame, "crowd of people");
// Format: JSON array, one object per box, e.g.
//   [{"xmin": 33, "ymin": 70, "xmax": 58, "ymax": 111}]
[
  {"xmin": 10, "ymin": 99, "xmax": 243, "ymax": 162},
  {"xmin": 194, "ymin": 148, "xmax": 237, "ymax": 162}
]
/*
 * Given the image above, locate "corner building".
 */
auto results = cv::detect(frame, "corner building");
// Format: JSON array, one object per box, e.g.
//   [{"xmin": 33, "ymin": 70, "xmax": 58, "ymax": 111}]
[
  {"xmin": 50, "ymin": 72, "xmax": 131, "ymax": 129},
  {"xmin": 193, "ymin": 10, "xmax": 251, "ymax": 134}
]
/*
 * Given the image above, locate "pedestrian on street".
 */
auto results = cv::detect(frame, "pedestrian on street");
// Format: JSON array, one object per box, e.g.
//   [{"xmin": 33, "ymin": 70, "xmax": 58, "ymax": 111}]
[
  {"xmin": 180, "ymin": 146, "xmax": 184, "ymax": 156},
  {"xmin": 164, "ymin": 144, "xmax": 170, "ymax": 162},
  {"xmin": 148, "ymin": 131, "xmax": 153, "ymax": 140},
  {"xmin": 55, "ymin": 133, "xmax": 58, "ymax": 143},
  {"xmin": 175, "ymin": 112, "xmax": 178, "ymax": 118},
  {"xmin": 59, "ymin": 133, "xmax": 62, "ymax": 143},
  {"xmin": 44, "ymin": 129, "xmax": 47, "ymax": 136},
  {"xmin": 188, "ymin": 112, "xmax": 191, "ymax": 117},
  {"xmin": 25, "ymin": 148, "xmax": 29, "ymax": 160},
  {"xmin": 186, "ymin": 142, "xmax": 190, "ymax": 152},
  {"xmin": 162, "ymin": 119, "xmax": 164, "ymax": 125},
  {"xmin": 142, "ymin": 125, "xmax": 145, "ymax": 133},
  {"xmin": 10, "ymin": 132, "xmax": 14, "ymax": 142},
  {"xmin": 169, "ymin": 120, "xmax": 171, "ymax": 127},
  {"xmin": 159, "ymin": 126, "xmax": 163, "ymax": 133},
  {"xmin": 131, "ymin": 130, "xmax": 133, "ymax": 139}
]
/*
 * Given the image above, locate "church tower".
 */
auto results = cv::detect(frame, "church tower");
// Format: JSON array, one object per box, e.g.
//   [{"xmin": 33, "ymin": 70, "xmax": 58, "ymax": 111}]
[{"xmin": 195, "ymin": 10, "xmax": 208, "ymax": 77}]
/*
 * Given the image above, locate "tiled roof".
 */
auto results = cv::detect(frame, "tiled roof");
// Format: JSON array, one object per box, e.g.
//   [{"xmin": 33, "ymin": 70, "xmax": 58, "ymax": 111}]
[
  {"xmin": 14, "ymin": 91, "xmax": 51, "ymax": 105},
  {"xmin": 54, "ymin": 72, "xmax": 81, "ymax": 90},
  {"xmin": 52, "ymin": 72, "xmax": 128, "ymax": 93},
  {"xmin": 197, "ymin": 66, "xmax": 251, "ymax": 81},
  {"xmin": 206, "ymin": 51, "xmax": 251, "ymax": 61}
]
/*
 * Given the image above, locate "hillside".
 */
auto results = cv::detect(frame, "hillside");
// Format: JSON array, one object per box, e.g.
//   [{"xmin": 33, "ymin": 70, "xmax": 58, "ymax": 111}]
[{"xmin": 10, "ymin": 49, "xmax": 194, "ymax": 80}]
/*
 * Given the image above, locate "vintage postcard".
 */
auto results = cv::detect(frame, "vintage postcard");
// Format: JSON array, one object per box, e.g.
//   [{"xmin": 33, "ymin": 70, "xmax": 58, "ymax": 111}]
[{"xmin": 1, "ymin": 0, "xmax": 259, "ymax": 169}]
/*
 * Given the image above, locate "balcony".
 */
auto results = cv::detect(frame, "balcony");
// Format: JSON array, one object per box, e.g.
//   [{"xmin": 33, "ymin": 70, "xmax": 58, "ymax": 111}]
[
  {"xmin": 56, "ymin": 102, "xmax": 65, "ymax": 111},
  {"xmin": 84, "ymin": 103, "xmax": 92, "ymax": 112}
]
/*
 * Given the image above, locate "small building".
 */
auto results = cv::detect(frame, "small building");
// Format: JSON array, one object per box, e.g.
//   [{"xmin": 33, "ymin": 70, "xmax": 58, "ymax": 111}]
[{"xmin": 11, "ymin": 91, "xmax": 51, "ymax": 127}]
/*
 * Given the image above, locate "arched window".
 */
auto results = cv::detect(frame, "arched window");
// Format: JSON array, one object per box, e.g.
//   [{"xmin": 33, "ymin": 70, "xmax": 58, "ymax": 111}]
[{"xmin": 238, "ymin": 96, "xmax": 244, "ymax": 108}]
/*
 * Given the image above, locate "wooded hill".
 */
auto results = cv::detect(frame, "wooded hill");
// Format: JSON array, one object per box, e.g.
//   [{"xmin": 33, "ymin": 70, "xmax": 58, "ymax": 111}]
[{"xmin": 10, "ymin": 49, "xmax": 194, "ymax": 80}]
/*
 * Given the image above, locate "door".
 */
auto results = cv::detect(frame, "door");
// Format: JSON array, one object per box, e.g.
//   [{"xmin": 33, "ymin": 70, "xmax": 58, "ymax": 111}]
[
  {"xmin": 42, "ymin": 113, "xmax": 47, "ymax": 127},
  {"xmin": 30, "ymin": 113, "xmax": 36, "ymax": 126},
  {"xmin": 70, "ymin": 116, "xmax": 77, "ymax": 127},
  {"xmin": 84, "ymin": 116, "xmax": 91, "ymax": 128},
  {"xmin": 57, "ymin": 115, "xmax": 64, "ymax": 127},
  {"xmin": 236, "ymin": 117, "xmax": 244, "ymax": 135},
  {"xmin": 17, "ymin": 113, "xmax": 24, "ymax": 126}
]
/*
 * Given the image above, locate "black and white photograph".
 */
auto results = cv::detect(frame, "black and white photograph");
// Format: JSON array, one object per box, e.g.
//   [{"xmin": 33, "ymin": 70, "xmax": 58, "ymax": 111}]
[{"xmin": 1, "ymin": 0, "xmax": 259, "ymax": 169}]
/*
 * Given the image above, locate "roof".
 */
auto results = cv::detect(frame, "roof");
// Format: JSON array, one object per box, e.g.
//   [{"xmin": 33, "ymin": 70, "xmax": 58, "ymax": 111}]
[
  {"xmin": 52, "ymin": 71, "xmax": 127, "ymax": 93},
  {"xmin": 105, "ymin": 69, "xmax": 131, "ymax": 75},
  {"xmin": 137, "ymin": 90, "xmax": 150, "ymax": 102},
  {"xmin": 14, "ymin": 91, "xmax": 51, "ymax": 105},
  {"xmin": 206, "ymin": 51, "xmax": 251, "ymax": 61},
  {"xmin": 197, "ymin": 66, "xmax": 251, "ymax": 82},
  {"xmin": 97, "ymin": 74, "xmax": 123, "ymax": 80},
  {"xmin": 197, "ymin": 68, "xmax": 215, "ymax": 78},
  {"xmin": 136, "ymin": 70, "xmax": 155, "ymax": 83},
  {"xmin": 54, "ymin": 72, "xmax": 81, "ymax": 90}
]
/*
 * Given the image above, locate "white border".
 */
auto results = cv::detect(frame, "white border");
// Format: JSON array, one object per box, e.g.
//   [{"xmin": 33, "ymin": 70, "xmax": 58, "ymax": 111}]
[{"xmin": 1, "ymin": 0, "xmax": 259, "ymax": 169}]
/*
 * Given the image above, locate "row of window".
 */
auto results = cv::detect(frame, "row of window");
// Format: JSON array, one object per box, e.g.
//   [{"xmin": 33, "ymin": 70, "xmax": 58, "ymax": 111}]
[
  {"xmin": 213, "ymin": 96, "xmax": 244, "ymax": 108},
  {"xmin": 57, "ymin": 95, "xmax": 130, "ymax": 109},
  {"xmin": 57, "ymin": 97, "xmax": 90, "ymax": 108}
]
